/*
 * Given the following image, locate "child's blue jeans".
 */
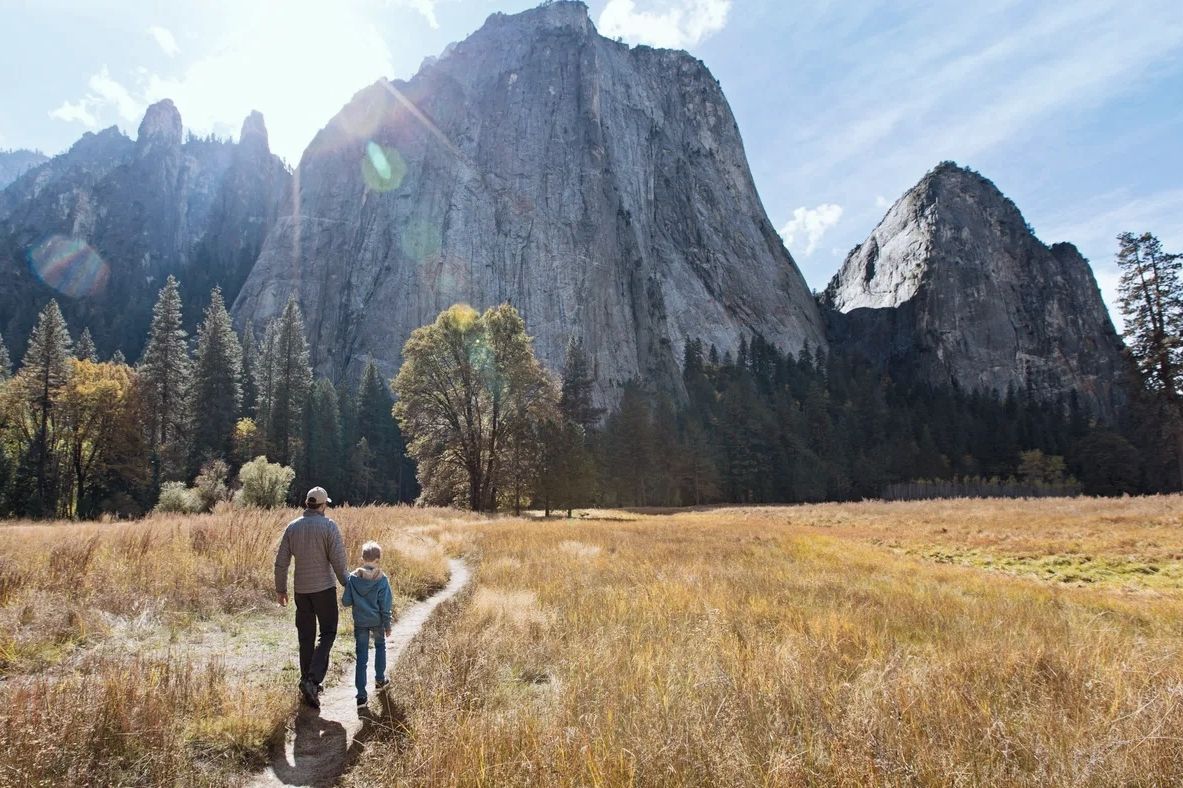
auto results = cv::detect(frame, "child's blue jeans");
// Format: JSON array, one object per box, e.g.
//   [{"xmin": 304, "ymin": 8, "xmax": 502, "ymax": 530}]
[{"xmin": 354, "ymin": 626, "xmax": 387, "ymax": 701}]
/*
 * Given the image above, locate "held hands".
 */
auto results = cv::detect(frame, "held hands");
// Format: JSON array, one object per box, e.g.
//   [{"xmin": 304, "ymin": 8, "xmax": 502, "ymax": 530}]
[
  {"xmin": 385, "ymin": 625, "xmax": 392, "ymax": 637},
  {"xmin": 277, "ymin": 592, "xmax": 288, "ymax": 607}
]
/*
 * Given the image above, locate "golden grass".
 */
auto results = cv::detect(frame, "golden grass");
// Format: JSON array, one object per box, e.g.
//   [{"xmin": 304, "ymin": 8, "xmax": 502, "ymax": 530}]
[
  {"xmin": 348, "ymin": 497, "xmax": 1183, "ymax": 786},
  {"xmin": 0, "ymin": 504, "xmax": 457, "ymax": 785},
  {"xmin": 4, "ymin": 497, "xmax": 1183, "ymax": 785}
]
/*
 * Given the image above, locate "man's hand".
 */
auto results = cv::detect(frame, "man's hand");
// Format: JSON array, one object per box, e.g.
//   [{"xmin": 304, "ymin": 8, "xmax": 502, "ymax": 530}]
[{"xmin": 277, "ymin": 592, "xmax": 288, "ymax": 607}]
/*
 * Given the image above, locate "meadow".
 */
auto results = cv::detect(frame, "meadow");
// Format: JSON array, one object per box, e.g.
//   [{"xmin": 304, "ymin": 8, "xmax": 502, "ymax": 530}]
[{"xmin": 2, "ymin": 496, "xmax": 1182, "ymax": 785}]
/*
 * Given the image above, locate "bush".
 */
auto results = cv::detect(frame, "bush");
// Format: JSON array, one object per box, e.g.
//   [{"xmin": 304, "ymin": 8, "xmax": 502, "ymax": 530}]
[
  {"xmin": 193, "ymin": 459, "xmax": 230, "ymax": 513},
  {"xmin": 155, "ymin": 482, "xmax": 202, "ymax": 514},
  {"xmin": 235, "ymin": 456, "xmax": 295, "ymax": 509}
]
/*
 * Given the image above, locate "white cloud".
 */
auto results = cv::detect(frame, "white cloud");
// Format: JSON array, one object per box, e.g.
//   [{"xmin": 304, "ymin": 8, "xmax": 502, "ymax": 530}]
[
  {"xmin": 49, "ymin": 99, "xmax": 99, "ymax": 128},
  {"xmin": 148, "ymin": 25, "xmax": 180, "ymax": 57},
  {"xmin": 88, "ymin": 66, "xmax": 145, "ymax": 123},
  {"xmin": 598, "ymin": 0, "xmax": 731, "ymax": 49},
  {"xmin": 875, "ymin": 194, "xmax": 890, "ymax": 209},
  {"xmin": 779, "ymin": 203, "xmax": 844, "ymax": 257},
  {"xmin": 49, "ymin": 65, "xmax": 144, "ymax": 131},
  {"xmin": 386, "ymin": 0, "xmax": 439, "ymax": 29}
]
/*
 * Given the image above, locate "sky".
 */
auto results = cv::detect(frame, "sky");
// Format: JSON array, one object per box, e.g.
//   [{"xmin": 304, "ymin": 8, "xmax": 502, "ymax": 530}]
[{"xmin": 2, "ymin": 0, "xmax": 1181, "ymax": 325}]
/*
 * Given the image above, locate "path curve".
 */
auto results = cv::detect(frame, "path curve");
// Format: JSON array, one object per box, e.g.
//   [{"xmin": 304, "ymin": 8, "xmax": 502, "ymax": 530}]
[{"xmin": 248, "ymin": 558, "xmax": 470, "ymax": 787}]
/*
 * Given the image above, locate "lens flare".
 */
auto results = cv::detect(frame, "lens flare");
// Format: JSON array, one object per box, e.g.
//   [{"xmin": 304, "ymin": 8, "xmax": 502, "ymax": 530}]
[
  {"xmin": 27, "ymin": 235, "xmax": 110, "ymax": 298},
  {"xmin": 361, "ymin": 141, "xmax": 406, "ymax": 192}
]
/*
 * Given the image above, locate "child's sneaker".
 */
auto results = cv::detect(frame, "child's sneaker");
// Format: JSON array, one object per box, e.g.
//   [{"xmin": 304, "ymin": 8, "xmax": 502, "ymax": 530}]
[
  {"xmin": 356, "ymin": 696, "xmax": 368, "ymax": 709},
  {"xmin": 376, "ymin": 678, "xmax": 390, "ymax": 692}
]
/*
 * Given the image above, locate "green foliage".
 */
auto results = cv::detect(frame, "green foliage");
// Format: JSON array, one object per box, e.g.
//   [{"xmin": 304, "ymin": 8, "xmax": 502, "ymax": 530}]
[
  {"xmin": 13, "ymin": 300, "xmax": 74, "ymax": 517},
  {"xmin": 235, "ymin": 455, "xmax": 295, "ymax": 509},
  {"xmin": 298, "ymin": 378, "xmax": 342, "ymax": 500},
  {"xmin": 74, "ymin": 328, "xmax": 98, "ymax": 362},
  {"xmin": 394, "ymin": 303, "xmax": 557, "ymax": 511},
  {"xmin": 138, "ymin": 276, "xmax": 191, "ymax": 479},
  {"xmin": 155, "ymin": 481, "xmax": 203, "ymax": 514},
  {"xmin": 193, "ymin": 459, "xmax": 231, "ymax": 512},
  {"xmin": 261, "ymin": 298, "xmax": 311, "ymax": 467},
  {"xmin": 189, "ymin": 288, "xmax": 243, "ymax": 467},
  {"xmin": 1116, "ymin": 231, "xmax": 1183, "ymax": 488},
  {"xmin": 593, "ymin": 334, "xmax": 1149, "ymax": 507},
  {"xmin": 0, "ymin": 332, "xmax": 10, "ymax": 381}
]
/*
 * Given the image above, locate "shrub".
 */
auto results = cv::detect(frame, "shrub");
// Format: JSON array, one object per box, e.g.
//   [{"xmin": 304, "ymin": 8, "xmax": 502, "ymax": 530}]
[
  {"xmin": 155, "ymin": 481, "xmax": 202, "ymax": 514},
  {"xmin": 235, "ymin": 456, "xmax": 294, "ymax": 509},
  {"xmin": 193, "ymin": 459, "xmax": 231, "ymax": 513}
]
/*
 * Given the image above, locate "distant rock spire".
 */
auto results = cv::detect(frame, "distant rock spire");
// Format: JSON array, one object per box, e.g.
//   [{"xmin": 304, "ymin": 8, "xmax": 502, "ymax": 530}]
[
  {"xmin": 239, "ymin": 110, "xmax": 270, "ymax": 154},
  {"xmin": 137, "ymin": 99, "xmax": 183, "ymax": 152}
]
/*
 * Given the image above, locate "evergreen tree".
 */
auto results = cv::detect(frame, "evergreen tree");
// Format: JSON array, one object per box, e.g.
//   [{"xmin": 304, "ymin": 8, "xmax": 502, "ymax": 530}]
[
  {"xmin": 299, "ymin": 378, "xmax": 342, "ymax": 498},
  {"xmin": 0, "ymin": 332, "xmax": 11, "ymax": 381},
  {"xmin": 357, "ymin": 361, "xmax": 399, "ymax": 501},
  {"xmin": 240, "ymin": 323, "xmax": 259, "ymax": 416},
  {"xmin": 138, "ymin": 275, "xmax": 192, "ymax": 480},
  {"xmin": 15, "ymin": 300, "xmax": 73, "ymax": 516},
  {"xmin": 110, "ymin": 349, "xmax": 127, "ymax": 365},
  {"xmin": 559, "ymin": 337, "xmax": 604, "ymax": 431},
  {"xmin": 1116, "ymin": 231, "xmax": 1183, "ymax": 486},
  {"xmin": 254, "ymin": 321, "xmax": 278, "ymax": 439},
  {"xmin": 74, "ymin": 327, "xmax": 98, "ymax": 362},
  {"xmin": 266, "ymin": 297, "xmax": 312, "ymax": 467},
  {"xmin": 190, "ymin": 288, "xmax": 243, "ymax": 467}
]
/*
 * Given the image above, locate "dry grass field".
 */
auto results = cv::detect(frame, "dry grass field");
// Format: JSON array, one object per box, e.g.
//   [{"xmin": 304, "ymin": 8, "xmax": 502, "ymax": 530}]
[
  {"xmin": 1, "ymin": 496, "xmax": 1181, "ymax": 785},
  {"xmin": 0, "ymin": 505, "xmax": 458, "ymax": 786}
]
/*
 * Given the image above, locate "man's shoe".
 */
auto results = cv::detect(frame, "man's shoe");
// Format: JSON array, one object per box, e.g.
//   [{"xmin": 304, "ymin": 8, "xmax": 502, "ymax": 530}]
[
  {"xmin": 357, "ymin": 696, "xmax": 368, "ymax": 709},
  {"xmin": 376, "ymin": 678, "xmax": 390, "ymax": 691},
  {"xmin": 300, "ymin": 680, "xmax": 321, "ymax": 709}
]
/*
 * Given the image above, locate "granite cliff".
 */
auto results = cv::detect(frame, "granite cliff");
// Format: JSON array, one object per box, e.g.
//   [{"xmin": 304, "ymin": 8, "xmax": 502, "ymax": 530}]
[
  {"xmin": 0, "ymin": 101, "xmax": 288, "ymax": 359},
  {"xmin": 232, "ymin": 1, "xmax": 825, "ymax": 400},
  {"xmin": 823, "ymin": 162, "xmax": 1126, "ymax": 418}
]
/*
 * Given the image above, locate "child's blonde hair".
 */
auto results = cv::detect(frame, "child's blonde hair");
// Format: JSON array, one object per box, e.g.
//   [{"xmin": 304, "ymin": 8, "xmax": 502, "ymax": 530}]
[{"xmin": 361, "ymin": 541, "xmax": 382, "ymax": 562}]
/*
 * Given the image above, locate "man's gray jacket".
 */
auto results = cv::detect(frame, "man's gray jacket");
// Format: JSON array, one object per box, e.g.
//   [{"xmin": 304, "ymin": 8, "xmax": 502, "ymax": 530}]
[{"xmin": 274, "ymin": 509, "xmax": 348, "ymax": 595}]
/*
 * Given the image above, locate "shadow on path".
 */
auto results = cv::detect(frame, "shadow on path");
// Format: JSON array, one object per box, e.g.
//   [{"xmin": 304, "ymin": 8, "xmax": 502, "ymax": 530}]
[{"xmin": 248, "ymin": 558, "xmax": 470, "ymax": 787}]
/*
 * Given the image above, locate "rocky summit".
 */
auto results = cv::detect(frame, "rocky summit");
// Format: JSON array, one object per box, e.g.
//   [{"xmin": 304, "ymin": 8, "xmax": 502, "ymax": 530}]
[
  {"xmin": 0, "ymin": 101, "xmax": 288, "ymax": 359},
  {"xmin": 823, "ymin": 162, "xmax": 1126, "ymax": 418},
  {"xmin": 232, "ymin": 0, "xmax": 825, "ymax": 401}
]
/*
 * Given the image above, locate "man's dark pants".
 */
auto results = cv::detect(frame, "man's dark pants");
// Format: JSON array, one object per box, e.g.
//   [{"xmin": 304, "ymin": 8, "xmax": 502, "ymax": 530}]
[{"xmin": 295, "ymin": 586, "xmax": 338, "ymax": 686}]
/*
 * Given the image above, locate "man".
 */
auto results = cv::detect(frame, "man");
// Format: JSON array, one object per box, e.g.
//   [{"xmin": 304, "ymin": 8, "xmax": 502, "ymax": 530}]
[{"xmin": 274, "ymin": 486, "xmax": 348, "ymax": 709}]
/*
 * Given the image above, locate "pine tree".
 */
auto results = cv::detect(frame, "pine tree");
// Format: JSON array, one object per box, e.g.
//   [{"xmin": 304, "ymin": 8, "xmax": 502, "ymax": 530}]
[
  {"xmin": 17, "ymin": 300, "xmax": 73, "ymax": 516},
  {"xmin": 240, "ymin": 324, "xmax": 259, "ymax": 416},
  {"xmin": 0, "ymin": 332, "xmax": 11, "ymax": 381},
  {"xmin": 111, "ymin": 349, "xmax": 127, "ymax": 365},
  {"xmin": 1116, "ymin": 231, "xmax": 1183, "ymax": 486},
  {"xmin": 267, "ymin": 297, "xmax": 312, "ymax": 467},
  {"xmin": 356, "ymin": 361, "xmax": 407, "ymax": 503},
  {"xmin": 190, "ymin": 288, "xmax": 243, "ymax": 466},
  {"xmin": 299, "ymin": 378, "xmax": 342, "ymax": 499},
  {"xmin": 74, "ymin": 328, "xmax": 98, "ymax": 362},
  {"xmin": 559, "ymin": 337, "xmax": 604, "ymax": 431},
  {"xmin": 138, "ymin": 275, "xmax": 192, "ymax": 480}
]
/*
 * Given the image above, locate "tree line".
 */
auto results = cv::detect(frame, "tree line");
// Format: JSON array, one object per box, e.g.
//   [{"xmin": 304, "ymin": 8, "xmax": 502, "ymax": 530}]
[
  {"xmin": 0, "ymin": 231, "xmax": 1177, "ymax": 519},
  {"xmin": 0, "ymin": 277, "xmax": 415, "ymax": 518},
  {"xmin": 390, "ymin": 233, "xmax": 1182, "ymax": 511}
]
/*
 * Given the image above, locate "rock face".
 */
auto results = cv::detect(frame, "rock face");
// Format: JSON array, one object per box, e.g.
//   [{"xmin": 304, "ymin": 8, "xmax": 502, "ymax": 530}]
[
  {"xmin": 233, "ymin": 1, "xmax": 824, "ymax": 399},
  {"xmin": 823, "ymin": 162, "xmax": 1126, "ymax": 418},
  {"xmin": 0, "ymin": 150, "xmax": 49, "ymax": 191},
  {"xmin": 0, "ymin": 102, "xmax": 288, "ymax": 359}
]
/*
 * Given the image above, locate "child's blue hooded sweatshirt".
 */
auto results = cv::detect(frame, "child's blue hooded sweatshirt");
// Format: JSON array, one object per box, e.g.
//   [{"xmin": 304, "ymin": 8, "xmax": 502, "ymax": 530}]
[{"xmin": 341, "ymin": 564, "xmax": 392, "ymax": 629}]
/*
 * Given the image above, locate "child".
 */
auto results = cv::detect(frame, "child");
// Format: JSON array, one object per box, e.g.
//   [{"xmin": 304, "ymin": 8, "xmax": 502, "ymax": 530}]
[{"xmin": 341, "ymin": 540, "xmax": 393, "ymax": 708}]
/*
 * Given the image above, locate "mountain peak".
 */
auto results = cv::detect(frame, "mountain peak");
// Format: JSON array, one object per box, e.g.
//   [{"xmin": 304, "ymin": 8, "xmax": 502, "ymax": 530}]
[
  {"xmin": 137, "ymin": 99, "xmax": 182, "ymax": 149},
  {"xmin": 824, "ymin": 162, "xmax": 1125, "ymax": 417},
  {"xmin": 239, "ymin": 110, "xmax": 270, "ymax": 152}
]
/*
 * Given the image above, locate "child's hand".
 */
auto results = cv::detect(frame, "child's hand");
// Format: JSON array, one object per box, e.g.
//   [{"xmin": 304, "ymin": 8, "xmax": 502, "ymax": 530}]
[{"xmin": 385, "ymin": 626, "xmax": 392, "ymax": 637}]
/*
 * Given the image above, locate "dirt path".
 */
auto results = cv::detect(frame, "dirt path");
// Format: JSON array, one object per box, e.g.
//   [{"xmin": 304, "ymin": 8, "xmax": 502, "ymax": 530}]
[{"xmin": 247, "ymin": 558, "xmax": 470, "ymax": 788}]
